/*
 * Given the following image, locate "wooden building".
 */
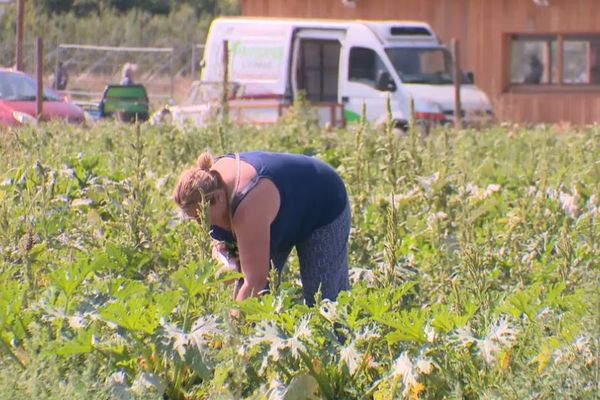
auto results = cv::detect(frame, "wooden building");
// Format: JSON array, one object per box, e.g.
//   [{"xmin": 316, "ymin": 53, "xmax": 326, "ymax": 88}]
[{"xmin": 240, "ymin": 0, "xmax": 600, "ymax": 124}]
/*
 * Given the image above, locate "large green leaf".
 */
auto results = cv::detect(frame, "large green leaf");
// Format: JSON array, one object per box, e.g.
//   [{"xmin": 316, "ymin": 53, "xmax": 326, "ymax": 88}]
[
  {"xmin": 50, "ymin": 329, "xmax": 94, "ymax": 356},
  {"xmin": 100, "ymin": 295, "xmax": 160, "ymax": 335},
  {"xmin": 48, "ymin": 256, "xmax": 97, "ymax": 298}
]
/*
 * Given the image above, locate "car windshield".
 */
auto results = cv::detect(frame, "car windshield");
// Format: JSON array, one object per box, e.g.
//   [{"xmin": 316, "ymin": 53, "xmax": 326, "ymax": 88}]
[
  {"xmin": 0, "ymin": 71, "xmax": 62, "ymax": 101},
  {"xmin": 385, "ymin": 47, "xmax": 455, "ymax": 85}
]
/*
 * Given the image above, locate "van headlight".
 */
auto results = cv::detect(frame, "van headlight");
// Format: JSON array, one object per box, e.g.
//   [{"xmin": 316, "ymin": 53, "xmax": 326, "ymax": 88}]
[{"xmin": 12, "ymin": 111, "xmax": 37, "ymax": 125}]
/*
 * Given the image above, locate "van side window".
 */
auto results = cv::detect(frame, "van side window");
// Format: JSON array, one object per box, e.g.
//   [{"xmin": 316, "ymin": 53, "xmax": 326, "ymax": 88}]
[{"xmin": 349, "ymin": 47, "xmax": 389, "ymax": 89}]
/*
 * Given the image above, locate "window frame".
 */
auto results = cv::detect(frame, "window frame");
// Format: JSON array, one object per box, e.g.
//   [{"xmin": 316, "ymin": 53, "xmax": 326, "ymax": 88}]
[{"xmin": 505, "ymin": 32, "xmax": 600, "ymax": 92}]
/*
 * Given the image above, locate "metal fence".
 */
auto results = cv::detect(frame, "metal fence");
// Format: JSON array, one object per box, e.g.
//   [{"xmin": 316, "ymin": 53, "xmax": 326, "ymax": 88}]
[
  {"xmin": 0, "ymin": 41, "xmax": 206, "ymax": 105},
  {"xmin": 56, "ymin": 43, "xmax": 175, "ymax": 103}
]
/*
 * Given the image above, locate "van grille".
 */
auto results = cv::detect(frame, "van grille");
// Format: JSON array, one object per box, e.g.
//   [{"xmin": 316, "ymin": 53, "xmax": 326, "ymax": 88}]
[{"xmin": 443, "ymin": 110, "xmax": 494, "ymax": 118}]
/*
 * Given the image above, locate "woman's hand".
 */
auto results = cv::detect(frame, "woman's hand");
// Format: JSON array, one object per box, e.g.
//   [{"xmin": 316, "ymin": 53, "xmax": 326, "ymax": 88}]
[
  {"xmin": 212, "ymin": 241, "xmax": 240, "ymax": 280},
  {"xmin": 229, "ymin": 308, "xmax": 242, "ymax": 321},
  {"xmin": 211, "ymin": 240, "xmax": 228, "ymax": 261}
]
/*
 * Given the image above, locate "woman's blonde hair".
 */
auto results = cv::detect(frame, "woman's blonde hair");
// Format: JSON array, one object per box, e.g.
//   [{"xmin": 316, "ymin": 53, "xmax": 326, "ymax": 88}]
[{"xmin": 173, "ymin": 152, "xmax": 223, "ymax": 209}]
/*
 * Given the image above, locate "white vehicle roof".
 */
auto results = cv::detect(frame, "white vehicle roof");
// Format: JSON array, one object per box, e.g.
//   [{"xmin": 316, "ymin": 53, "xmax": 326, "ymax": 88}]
[{"xmin": 210, "ymin": 17, "xmax": 440, "ymax": 46}]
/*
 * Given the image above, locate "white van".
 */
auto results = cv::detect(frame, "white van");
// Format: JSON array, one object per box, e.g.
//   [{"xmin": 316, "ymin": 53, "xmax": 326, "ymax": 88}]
[{"xmin": 199, "ymin": 17, "xmax": 494, "ymax": 129}]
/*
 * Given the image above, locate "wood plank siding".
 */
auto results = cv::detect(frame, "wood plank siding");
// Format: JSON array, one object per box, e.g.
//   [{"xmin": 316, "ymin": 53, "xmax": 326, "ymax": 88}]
[{"xmin": 240, "ymin": 0, "xmax": 600, "ymax": 124}]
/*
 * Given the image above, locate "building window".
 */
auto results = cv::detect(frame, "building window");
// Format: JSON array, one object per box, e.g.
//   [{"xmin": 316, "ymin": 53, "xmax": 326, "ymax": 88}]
[
  {"xmin": 510, "ymin": 34, "xmax": 600, "ymax": 86},
  {"xmin": 563, "ymin": 36, "xmax": 600, "ymax": 84},
  {"xmin": 510, "ymin": 36, "xmax": 557, "ymax": 84}
]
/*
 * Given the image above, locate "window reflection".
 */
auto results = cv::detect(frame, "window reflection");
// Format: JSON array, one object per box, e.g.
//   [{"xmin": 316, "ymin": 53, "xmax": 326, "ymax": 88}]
[
  {"xmin": 510, "ymin": 36, "xmax": 557, "ymax": 84},
  {"xmin": 563, "ymin": 37, "xmax": 600, "ymax": 84}
]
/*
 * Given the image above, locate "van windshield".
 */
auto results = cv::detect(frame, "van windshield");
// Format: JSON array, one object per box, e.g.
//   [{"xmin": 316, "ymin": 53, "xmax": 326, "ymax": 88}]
[{"xmin": 385, "ymin": 47, "xmax": 455, "ymax": 85}]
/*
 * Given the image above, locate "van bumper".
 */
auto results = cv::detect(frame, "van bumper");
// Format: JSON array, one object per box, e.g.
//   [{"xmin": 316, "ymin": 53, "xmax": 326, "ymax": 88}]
[{"xmin": 441, "ymin": 109, "xmax": 495, "ymax": 128}]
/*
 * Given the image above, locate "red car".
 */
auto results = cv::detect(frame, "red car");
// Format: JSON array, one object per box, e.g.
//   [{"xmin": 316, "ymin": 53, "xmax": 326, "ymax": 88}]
[{"xmin": 0, "ymin": 68, "xmax": 85, "ymax": 127}]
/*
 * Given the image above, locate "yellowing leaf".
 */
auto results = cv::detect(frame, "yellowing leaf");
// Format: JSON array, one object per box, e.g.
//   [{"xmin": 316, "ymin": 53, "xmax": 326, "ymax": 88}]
[
  {"xmin": 500, "ymin": 348, "xmax": 512, "ymax": 371},
  {"xmin": 410, "ymin": 382, "xmax": 426, "ymax": 400}
]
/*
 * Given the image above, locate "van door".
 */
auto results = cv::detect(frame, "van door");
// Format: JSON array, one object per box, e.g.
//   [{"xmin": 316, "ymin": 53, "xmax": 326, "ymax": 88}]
[
  {"xmin": 291, "ymin": 29, "xmax": 345, "ymax": 102},
  {"xmin": 339, "ymin": 26, "xmax": 407, "ymax": 126}
]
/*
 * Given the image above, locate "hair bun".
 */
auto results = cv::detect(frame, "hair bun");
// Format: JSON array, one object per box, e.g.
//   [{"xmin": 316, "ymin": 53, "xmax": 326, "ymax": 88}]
[{"xmin": 196, "ymin": 152, "xmax": 213, "ymax": 171}]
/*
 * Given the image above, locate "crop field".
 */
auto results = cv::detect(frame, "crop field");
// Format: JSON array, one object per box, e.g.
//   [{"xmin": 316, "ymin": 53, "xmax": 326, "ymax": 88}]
[{"xmin": 0, "ymin": 115, "xmax": 598, "ymax": 399}]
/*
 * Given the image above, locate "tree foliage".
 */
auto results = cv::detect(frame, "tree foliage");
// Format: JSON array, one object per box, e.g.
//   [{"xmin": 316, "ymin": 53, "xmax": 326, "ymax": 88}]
[
  {"xmin": 30, "ymin": 0, "xmax": 239, "ymax": 16},
  {"xmin": 0, "ymin": 0, "xmax": 240, "ymax": 70}
]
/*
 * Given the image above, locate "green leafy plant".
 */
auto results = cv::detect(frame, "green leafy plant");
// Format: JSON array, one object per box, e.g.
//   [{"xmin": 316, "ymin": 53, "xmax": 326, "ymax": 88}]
[{"xmin": 0, "ymin": 119, "xmax": 598, "ymax": 399}]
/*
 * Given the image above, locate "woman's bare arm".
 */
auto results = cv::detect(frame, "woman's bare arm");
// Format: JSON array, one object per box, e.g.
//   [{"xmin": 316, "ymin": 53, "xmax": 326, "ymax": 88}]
[
  {"xmin": 232, "ymin": 179, "xmax": 280, "ymax": 302},
  {"xmin": 235, "ymin": 221, "xmax": 271, "ymax": 301}
]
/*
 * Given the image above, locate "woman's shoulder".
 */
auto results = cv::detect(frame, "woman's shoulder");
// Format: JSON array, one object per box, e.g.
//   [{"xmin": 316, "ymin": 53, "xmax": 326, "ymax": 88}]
[{"xmin": 233, "ymin": 178, "xmax": 280, "ymax": 225}]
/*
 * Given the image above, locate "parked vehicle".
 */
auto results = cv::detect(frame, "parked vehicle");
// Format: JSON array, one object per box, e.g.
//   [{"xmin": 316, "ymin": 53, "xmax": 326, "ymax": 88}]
[
  {"xmin": 0, "ymin": 68, "xmax": 85, "ymax": 127},
  {"xmin": 78, "ymin": 84, "xmax": 151, "ymax": 124},
  {"xmin": 151, "ymin": 81, "xmax": 235, "ymax": 128},
  {"xmin": 97, "ymin": 84, "xmax": 150, "ymax": 122},
  {"xmin": 199, "ymin": 17, "xmax": 494, "ymax": 129},
  {"xmin": 150, "ymin": 81, "xmax": 285, "ymax": 128}
]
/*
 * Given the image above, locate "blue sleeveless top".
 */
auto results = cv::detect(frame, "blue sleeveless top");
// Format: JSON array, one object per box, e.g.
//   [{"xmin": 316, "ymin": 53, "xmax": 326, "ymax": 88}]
[{"xmin": 210, "ymin": 152, "xmax": 348, "ymax": 255}]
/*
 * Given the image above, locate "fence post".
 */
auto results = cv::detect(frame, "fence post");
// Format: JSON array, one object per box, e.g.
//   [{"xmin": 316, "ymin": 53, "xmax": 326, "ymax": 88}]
[
  {"xmin": 36, "ymin": 37, "xmax": 43, "ymax": 119},
  {"xmin": 55, "ymin": 46, "xmax": 60, "ymax": 91},
  {"xmin": 191, "ymin": 45, "xmax": 197, "ymax": 79},
  {"xmin": 330, "ymin": 103, "xmax": 335, "ymax": 129},
  {"xmin": 452, "ymin": 38, "xmax": 462, "ymax": 130},
  {"xmin": 170, "ymin": 48, "xmax": 175, "ymax": 100},
  {"xmin": 221, "ymin": 40, "xmax": 229, "ymax": 123},
  {"xmin": 15, "ymin": 0, "xmax": 24, "ymax": 71}
]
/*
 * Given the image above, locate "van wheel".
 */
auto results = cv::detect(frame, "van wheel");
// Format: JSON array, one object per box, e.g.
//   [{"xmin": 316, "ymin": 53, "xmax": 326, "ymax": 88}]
[
  {"xmin": 400, "ymin": 120, "xmax": 432, "ymax": 136},
  {"xmin": 416, "ymin": 120, "xmax": 432, "ymax": 136},
  {"xmin": 393, "ymin": 120, "xmax": 408, "ymax": 137},
  {"xmin": 150, "ymin": 106, "xmax": 172, "ymax": 125}
]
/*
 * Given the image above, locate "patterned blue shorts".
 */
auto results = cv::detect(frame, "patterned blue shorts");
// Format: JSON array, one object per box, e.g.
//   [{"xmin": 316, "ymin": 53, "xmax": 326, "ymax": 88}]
[{"xmin": 272, "ymin": 202, "xmax": 351, "ymax": 306}]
